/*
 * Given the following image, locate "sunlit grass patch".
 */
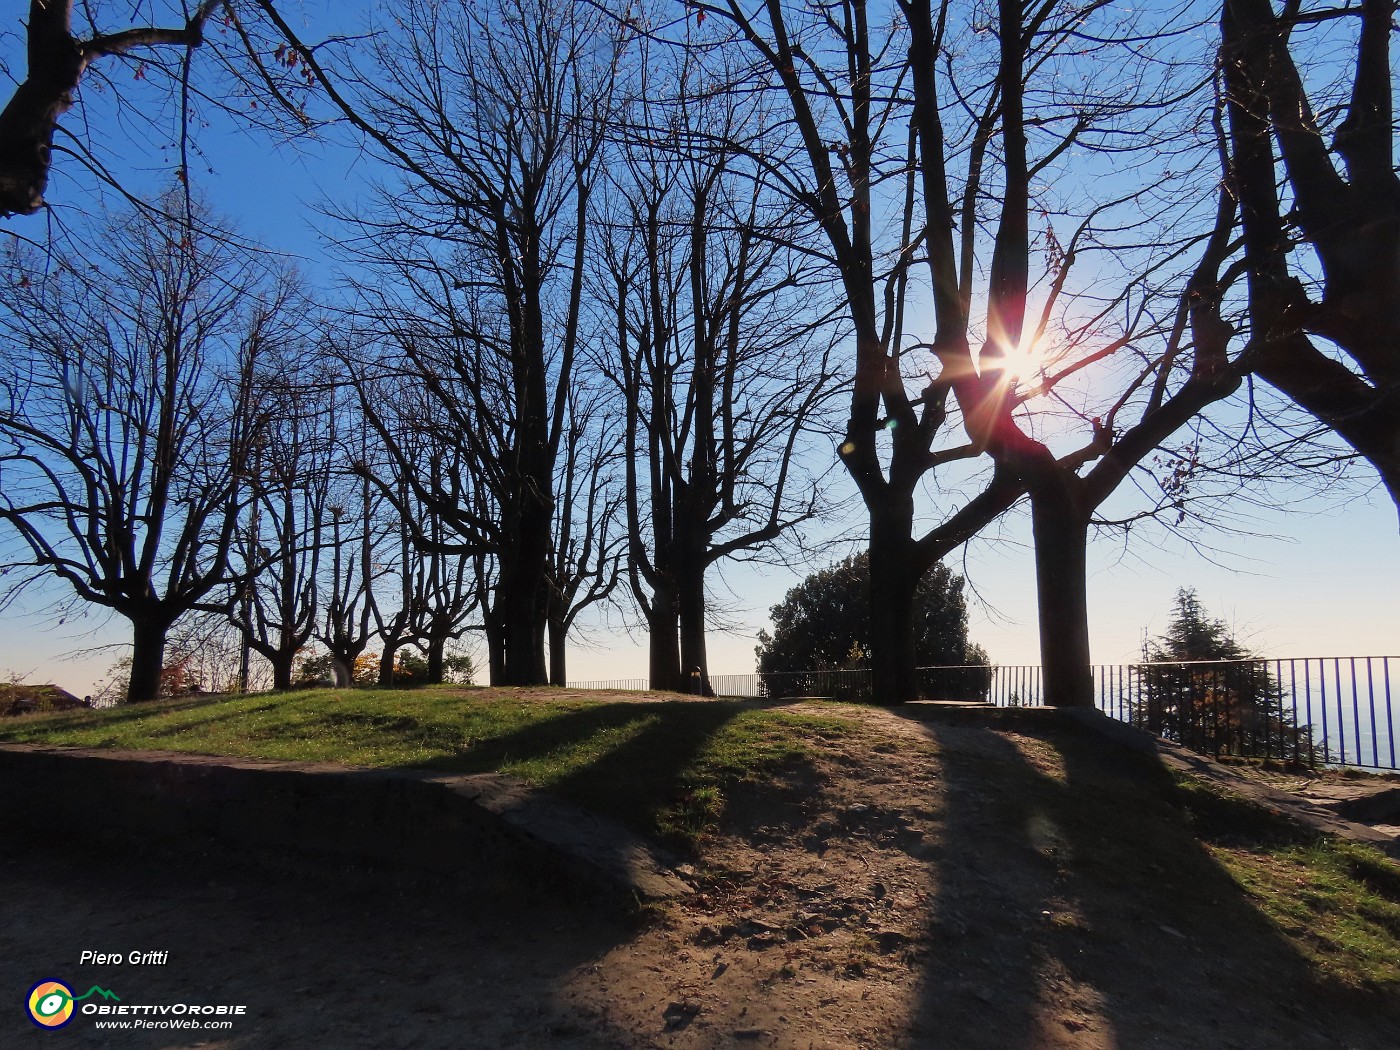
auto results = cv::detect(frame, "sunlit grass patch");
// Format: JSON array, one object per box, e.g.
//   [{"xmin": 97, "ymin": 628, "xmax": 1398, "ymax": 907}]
[
  {"xmin": 1211, "ymin": 839, "xmax": 1400, "ymax": 991},
  {"xmin": 0, "ymin": 687, "xmax": 860, "ymax": 847},
  {"xmin": 1172, "ymin": 772, "xmax": 1400, "ymax": 991}
]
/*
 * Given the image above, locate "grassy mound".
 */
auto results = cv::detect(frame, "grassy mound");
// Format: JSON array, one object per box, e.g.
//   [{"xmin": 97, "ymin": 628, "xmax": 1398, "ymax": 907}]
[
  {"xmin": 5, "ymin": 686, "xmax": 1400, "ymax": 997},
  {"xmin": 0, "ymin": 685, "xmax": 856, "ymax": 848}
]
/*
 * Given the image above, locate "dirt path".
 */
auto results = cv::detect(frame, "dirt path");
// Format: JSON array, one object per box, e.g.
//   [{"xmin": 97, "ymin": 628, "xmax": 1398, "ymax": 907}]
[{"xmin": 5, "ymin": 701, "xmax": 1399, "ymax": 1049}]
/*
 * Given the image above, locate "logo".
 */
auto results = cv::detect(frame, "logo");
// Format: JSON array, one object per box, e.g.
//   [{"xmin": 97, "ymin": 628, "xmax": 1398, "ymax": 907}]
[{"xmin": 26, "ymin": 981, "xmax": 120, "ymax": 1030}]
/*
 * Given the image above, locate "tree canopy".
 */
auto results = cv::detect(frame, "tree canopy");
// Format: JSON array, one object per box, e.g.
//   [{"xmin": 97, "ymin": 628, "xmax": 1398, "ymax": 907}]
[
  {"xmin": 1137, "ymin": 589, "xmax": 1310, "ymax": 763},
  {"xmin": 757, "ymin": 553, "xmax": 985, "ymax": 680},
  {"xmin": 1147, "ymin": 589, "xmax": 1250, "ymax": 665}
]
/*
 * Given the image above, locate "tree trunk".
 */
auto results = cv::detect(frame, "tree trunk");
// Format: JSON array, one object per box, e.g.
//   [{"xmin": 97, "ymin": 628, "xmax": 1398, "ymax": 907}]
[
  {"xmin": 647, "ymin": 585, "xmax": 681, "ymax": 692},
  {"xmin": 270, "ymin": 651, "xmax": 295, "ymax": 692},
  {"xmin": 548, "ymin": 613, "xmax": 567, "ymax": 687},
  {"xmin": 126, "ymin": 616, "xmax": 169, "ymax": 703},
  {"xmin": 1029, "ymin": 482, "xmax": 1094, "ymax": 708},
  {"xmin": 676, "ymin": 547, "xmax": 713, "ymax": 697},
  {"xmin": 330, "ymin": 655, "xmax": 355, "ymax": 688},
  {"xmin": 495, "ymin": 522, "xmax": 550, "ymax": 686},
  {"xmin": 426, "ymin": 635, "xmax": 446, "ymax": 685},
  {"xmin": 485, "ymin": 611, "xmax": 506, "ymax": 684},
  {"xmin": 867, "ymin": 509, "xmax": 919, "ymax": 705},
  {"xmin": 378, "ymin": 639, "xmax": 402, "ymax": 687},
  {"xmin": 497, "ymin": 583, "xmax": 548, "ymax": 685}
]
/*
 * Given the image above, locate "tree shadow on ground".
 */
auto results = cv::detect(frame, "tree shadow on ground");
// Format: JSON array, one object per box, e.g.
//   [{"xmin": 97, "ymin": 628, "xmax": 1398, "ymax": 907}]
[
  {"xmin": 0, "ymin": 700, "xmax": 295, "ymax": 750},
  {"xmin": 0, "ymin": 693, "xmax": 244, "ymax": 739},
  {"xmin": 895, "ymin": 708, "xmax": 1400, "ymax": 1050},
  {"xmin": 0, "ymin": 835, "xmax": 636, "ymax": 1050},
  {"xmin": 411, "ymin": 700, "xmax": 754, "ymax": 844}
]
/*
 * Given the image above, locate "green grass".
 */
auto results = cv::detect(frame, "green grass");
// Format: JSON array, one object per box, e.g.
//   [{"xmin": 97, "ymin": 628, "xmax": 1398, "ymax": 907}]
[
  {"xmin": 0, "ymin": 686, "xmax": 858, "ymax": 848},
  {"xmin": 1172, "ymin": 774, "xmax": 1400, "ymax": 991}
]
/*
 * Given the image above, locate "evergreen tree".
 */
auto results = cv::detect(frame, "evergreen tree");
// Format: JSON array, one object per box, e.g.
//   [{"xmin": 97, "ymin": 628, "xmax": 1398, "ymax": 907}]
[
  {"xmin": 1138, "ymin": 589, "xmax": 1310, "ymax": 763},
  {"xmin": 756, "ymin": 554, "xmax": 988, "ymax": 701}
]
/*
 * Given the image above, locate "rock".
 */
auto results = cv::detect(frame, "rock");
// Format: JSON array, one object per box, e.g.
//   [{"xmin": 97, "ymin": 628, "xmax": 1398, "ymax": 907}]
[
  {"xmin": 663, "ymin": 1000, "xmax": 701, "ymax": 1031},
  {"xmin": 873, "ymin": 929, "xmax": 908, "ymax": 954},
  {"xmin": 694, "ymin": 924, "xmax": 722, "ymax": 946}
]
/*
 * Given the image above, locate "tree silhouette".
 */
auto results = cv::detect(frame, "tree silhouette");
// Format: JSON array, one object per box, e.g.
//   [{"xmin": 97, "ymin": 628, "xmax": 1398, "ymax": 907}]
[
  {"xmin": 757, "ymin": 553, "xmax": 987, "ymax": 700},
  {"xmin": 1138, "ymin": 588, "xmax": 1312, "ymax": 763}
]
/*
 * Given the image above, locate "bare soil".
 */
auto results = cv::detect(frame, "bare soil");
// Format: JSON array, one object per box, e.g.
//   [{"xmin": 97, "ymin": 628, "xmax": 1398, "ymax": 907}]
[{"xmin": 4, "ymin": 698, "xmax": 1399, "ymax": 1049}]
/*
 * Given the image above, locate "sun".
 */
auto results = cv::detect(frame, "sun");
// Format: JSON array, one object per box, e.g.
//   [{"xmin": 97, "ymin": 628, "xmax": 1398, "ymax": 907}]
[{"xmin": 986, "ymin": 336, "xmax": 1048, "ymax": 386}]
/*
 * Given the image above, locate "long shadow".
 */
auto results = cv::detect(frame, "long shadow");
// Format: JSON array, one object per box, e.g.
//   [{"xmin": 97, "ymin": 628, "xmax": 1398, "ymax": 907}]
[
  {"xmin": 897, "ymin": 714, "xmax": 1049, "ymax": 1048},
  {"xmin": 0, "ymin": 699, "xmax": 297, "ymax": 751},
  {"xmin": 6, "ymin": 694, "xmax": 758, "ymax": 845},
  {"xmin": 0, "ymin": 823, "xmax": 640, "ymax": 1050},
  {"xmin": 412, "ymin": 700, "xmax": 752, "ymax": 844},
  {"xmin": 1049, "ymin": 719, "xmax": 1400, "ymax": 1048},
  {"xmin": 896, "ymin": 708, "xmax": 1400, "ymax": 1049},
  {"xmin": 0, "ymin": 693, "xmax": 241, "ymax": 739},
  {"xmin": 2, "ymin": 698, "xmax": 764, "ymax": 1045}
]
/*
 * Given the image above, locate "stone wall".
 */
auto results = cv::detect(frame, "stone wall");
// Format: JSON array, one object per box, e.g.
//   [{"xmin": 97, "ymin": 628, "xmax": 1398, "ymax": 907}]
[{"xmin": 0, "ymin": 744, "xmax": 689, "ymax": 903}]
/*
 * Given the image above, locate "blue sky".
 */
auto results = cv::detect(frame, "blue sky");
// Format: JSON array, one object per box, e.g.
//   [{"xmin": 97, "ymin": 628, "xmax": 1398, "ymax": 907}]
[{"xmin": 1, "ymin": 3, "xmax": 1396, "ymax": 696}]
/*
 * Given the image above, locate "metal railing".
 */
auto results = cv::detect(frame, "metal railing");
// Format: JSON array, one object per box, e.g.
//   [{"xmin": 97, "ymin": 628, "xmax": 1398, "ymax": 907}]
[
  {"xmin": 980, "ymin": 658, "xmax": 1398, "ymax": 771},
  {"xmin": 1092, "ymin": 657, "xmax": 1398, "ymax": 772},
  {"xmin": 570, "ymin": 656, "xmax": 1400, "ymax": 772},
  {"xmin": 561, "ymin": 677, "xmax": 651, "ymax": 692}
]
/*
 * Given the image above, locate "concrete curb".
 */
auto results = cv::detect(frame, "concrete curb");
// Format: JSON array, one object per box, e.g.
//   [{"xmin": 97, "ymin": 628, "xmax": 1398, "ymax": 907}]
[
  {"xmin": 0, "ymin": 743, "xmax": 692, "ymax": 904},
  {"xmin": 1151, "ymin": 743, "xmax": 1400, "ymax": 858}
]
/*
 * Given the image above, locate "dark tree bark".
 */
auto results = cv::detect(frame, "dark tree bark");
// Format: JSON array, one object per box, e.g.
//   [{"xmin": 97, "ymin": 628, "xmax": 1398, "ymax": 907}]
[
  {"xmin": 128, "ymin": 614, "xmax": 174, "ymax": 705},
  {"xmin": 292, "ymin": 0, "xmax": 617, "ymax": 686},
  {"xmin": 706, "ymin": 0, "xmax": 1242, "ymax": 705},
  {"xmin": 229, "ymin": 340, "xmax": 329, "ymax": 693},
  {"xmin": 1028, "ymin": 480, "xmax": 1093, "ymax": 707},
  {"xmin": 0, "ymin": 1, "xmax": 219, "ymax": 216},
  {"xmin": 1222, "ymin": 0, "xmax": 1400, "ymax": 516},
  {"xmin": 425, "ymin": 639, "xmax": 446, "ymax": 686},
  {"xmin": 702, "ymin": 0, "xmax": 1026, "ymax": 702},
  {"xmin": 868, "ymin": 504, "xmax": 920, "ymax": 704}
]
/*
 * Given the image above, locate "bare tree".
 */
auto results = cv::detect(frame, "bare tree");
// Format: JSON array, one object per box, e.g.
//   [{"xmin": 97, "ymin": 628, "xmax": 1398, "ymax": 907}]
[
  {"xmin": 229, "ymin": 350, "xmax": 334, "ymax": 691},
  {"xmin": 290, "ymin": 0, "xmax": 623, "ymax": 685},
  {"xmin": 1220, "ymin": 0, "xmax": 1400, "ymax": 518},
  {"xmin": 0, "ymin": 195, "xmax": 286, "ymax": 700},
  {"xmin": 599, "ymin": 39, "xmax": 844, "ymax": 693},
  {"xmin": 313, "ymin": 400, "xmax": 389, "ymax": 688},
  {"xmin": 355, "ymin": 387, "xmax": 485, "ymax": 686},
  {"xmin": 406, "ymin": 521, "xmax": 480, "ymax": 686},
  {"xmin": 546, "ymin": 387, "xmax": 624, "ymax": 686},
  {"xmin": 695, "ymin": 0, "xmax": 1246, "ymax": 704}
]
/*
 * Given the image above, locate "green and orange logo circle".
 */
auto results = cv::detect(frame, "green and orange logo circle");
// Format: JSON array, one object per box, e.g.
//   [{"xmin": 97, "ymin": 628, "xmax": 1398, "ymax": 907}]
[{"xmin": 27, "ymin": 980, "xmax": 76, "ymax": 1029}]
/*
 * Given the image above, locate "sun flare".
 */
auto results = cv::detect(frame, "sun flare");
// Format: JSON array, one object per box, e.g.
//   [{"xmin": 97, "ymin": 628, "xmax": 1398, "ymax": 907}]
[{"xmin": 986, "ymin": 337, "xmax": 1048, "ymax": 385}]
